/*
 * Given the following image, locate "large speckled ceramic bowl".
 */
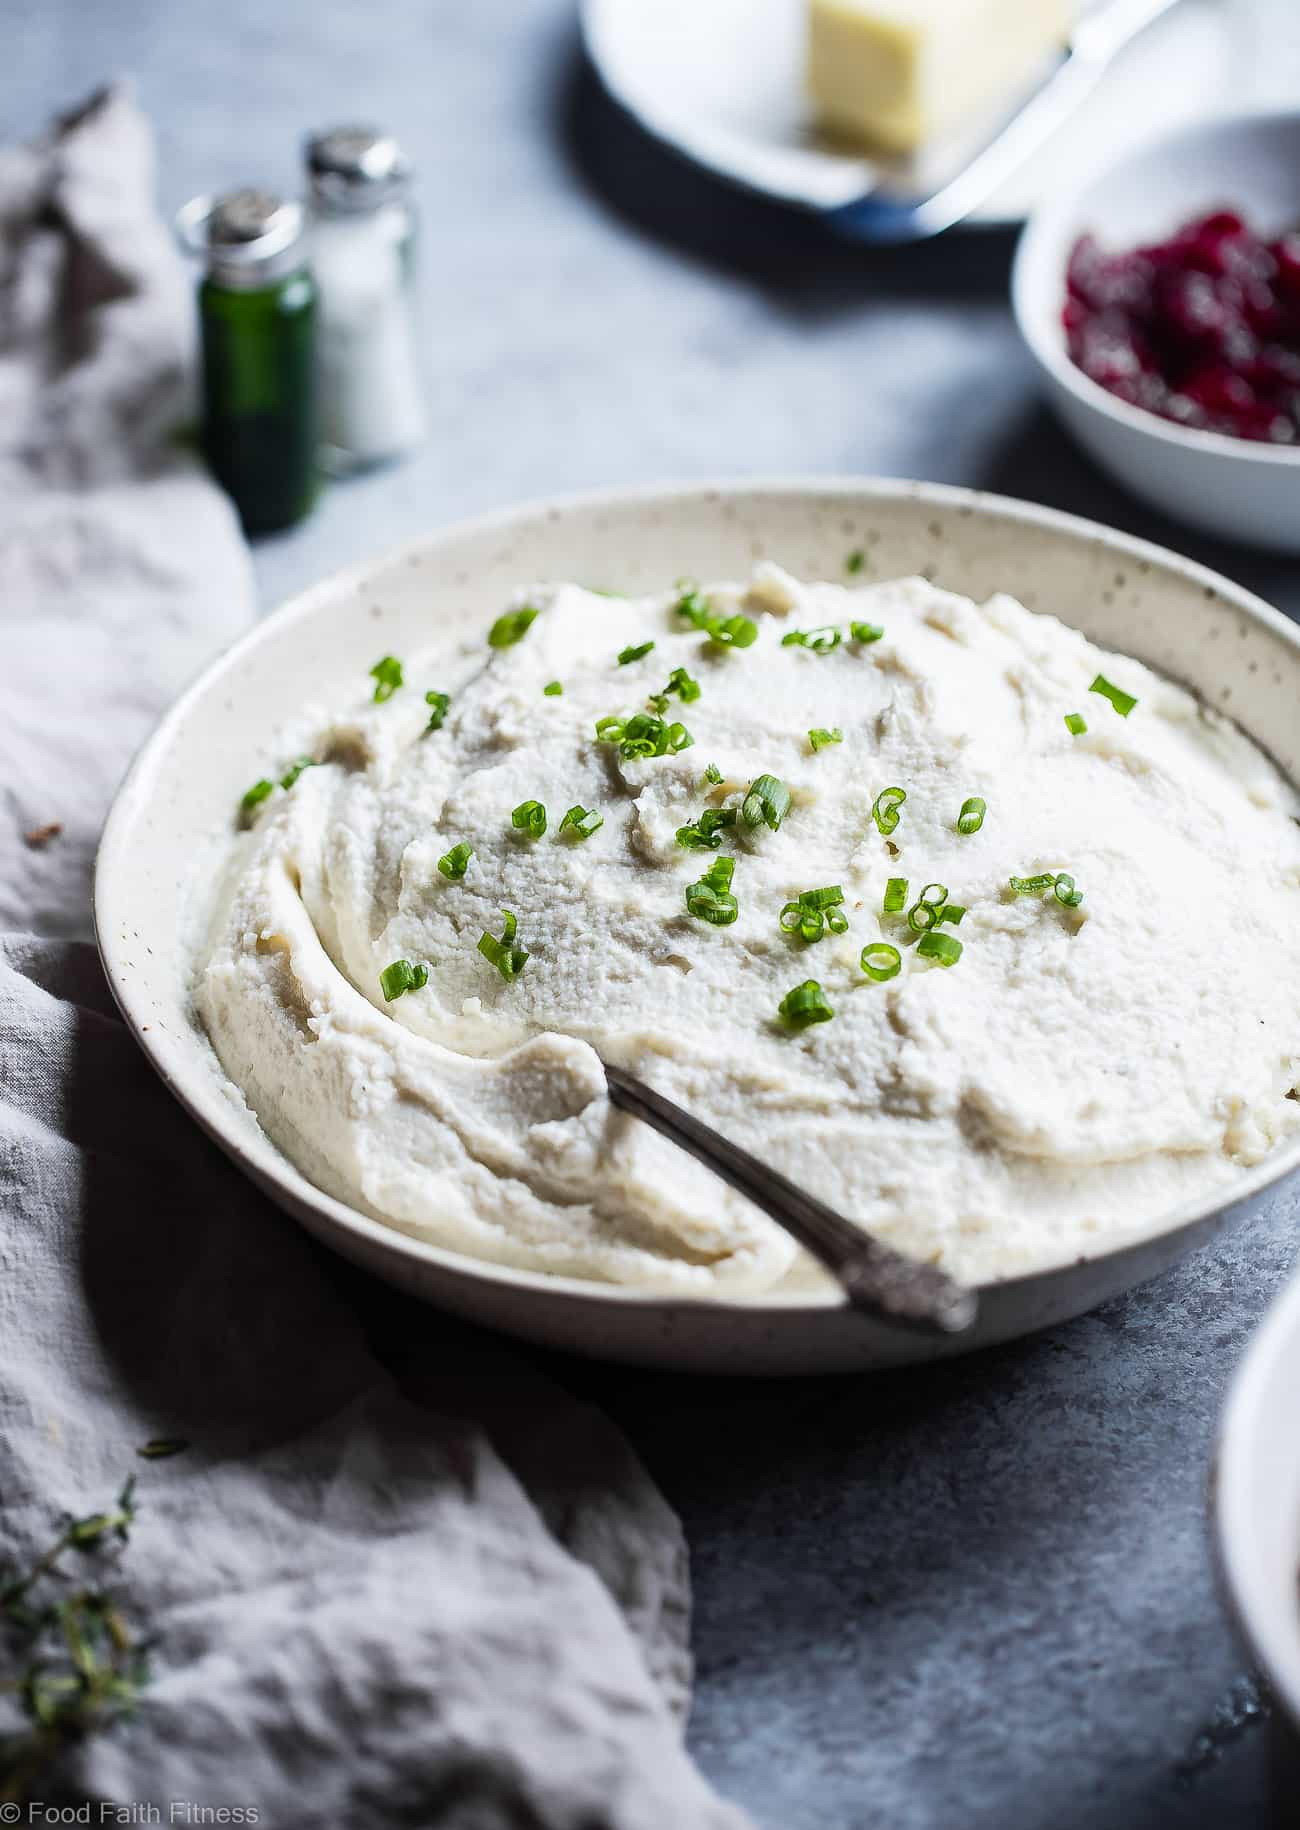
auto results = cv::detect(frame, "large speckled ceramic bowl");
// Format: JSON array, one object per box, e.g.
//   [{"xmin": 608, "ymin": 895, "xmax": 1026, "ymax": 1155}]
[{"xmin": 95, "ymin": 480, "xmax": 1300, "ymax": 1373}]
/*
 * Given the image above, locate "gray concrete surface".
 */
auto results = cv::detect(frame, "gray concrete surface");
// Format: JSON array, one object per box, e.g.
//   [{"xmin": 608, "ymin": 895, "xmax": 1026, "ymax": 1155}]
[{"xmin": 8, "ymin": 3, "xmax": 1300, "ymax": 1823}]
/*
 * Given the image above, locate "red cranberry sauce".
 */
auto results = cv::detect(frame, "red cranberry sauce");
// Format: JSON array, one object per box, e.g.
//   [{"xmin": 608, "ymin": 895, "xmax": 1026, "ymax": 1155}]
[{"xmin": 1064, "ymin": 210, "xmax": 1300, "ymax": 445}]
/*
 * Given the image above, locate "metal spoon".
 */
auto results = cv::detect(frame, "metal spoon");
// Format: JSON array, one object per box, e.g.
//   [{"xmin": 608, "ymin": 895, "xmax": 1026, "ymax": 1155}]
[{"xmin": 603, "ymin": 1063, "xmax": 977, "ymax": 1337}]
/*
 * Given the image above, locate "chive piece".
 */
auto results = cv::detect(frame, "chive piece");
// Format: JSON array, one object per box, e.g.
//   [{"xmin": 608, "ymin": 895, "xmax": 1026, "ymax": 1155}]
[
  {"xmin": 137, "ymin": 1438, "xmax": 189, "ymax": 1459},
  {"xmin": 782, "ymin": 885, "xmax": 847, "ymax": 944},
  {"xmin": 778, "ymin": 979, "xmax": 834, "ymax": 1027},
  {"xmin": 488, "ymin": 606, "xmax": 539, "ymax": 648},
  {"xmin": 279, "ymin": 757, "xmax": 316, "ymax": 790},
  {"xmin": 241, "ymin": 778, "xmax": 274, "ymax": 813},
  {"xmin": 370, "ymin": 655, "xmax": 404, "ymax": 702},
  {"xmin": 808, "ymin": 727, "xmax": 843, "ymax": 752},
  {"xmin": 883, "ymin": 877, "xmax": 909, "ymax": 914},
  {"xmin": 595, "ymin": 711, "xmax": 694, "ymax": 759},
  {"xmin": 782, "ymin": 625, "xmax": 842, "ymax": 654},
  {"xmin": 663, "ymin": 665, "xmax": 701, "ymax": 703},
  {"xmin": 478, "ymin": 909, "xmax": 529, "ymax": 981},
  {"xmin": 860, "ymin": 942, "xmax": 901, "ymax": 982},
  {"xmin": 907, "ymin": 883, "xmax": 949, "ymax": 934},
  {"xmin": 675, "ymin": 585, "xmax": 713, "ymax": 630},
  {"xmin": 703, "ymin": 762, "xmax": 723, "ymax": 785},
  {"xmin": 676, "ymin": 808, "xmax": 738, "ymax": 850},
  {"xmin": 799, "ymin": 885, "xmax": 844, "ymax": 911},
  {"xmin": 618, "ymin": 640, "xmax": 656, "ymax": 665},
  {"xmin": 425, "ymin": 690, "xmax": 452, "ymax": 731},
  {"xmin": 845, "ymin": 549, "xmax": 865, "ymax": 575},
  {"xmin": 826, "ymin": 907, "xmax": 849, "ymax": 934},
  {"xmin": 956, "ymin": 796, "xmax": 986, "ymax": 835},
  {"xmin": 779, "ymin": 901, "xmax": 804, "ymax": 934},
  {"xmin": 710, "ymin": 612, "xmax": 758, "ymax": 649},
  {"xmin": 1089, "ymin": 673, "xmax": 1138, "ymax": 717},
  {"xmin": 685, "ymin": 855, "xmax": 739, "ymax": 926},
  {"xmin": 438, "ymin": 841, "xmax": 474, "ymax": 880},
  {"xmin": 1064, "ymin": 711, "xmax": 1087, "ymax": 735},
  {"xmin": 544, "ymin": 680, "xmax": 563, "ymax": 696},
  {"xmin": 1009, "ymin": 872, "xmax": 1057, "ymax": 894},
  {"xmin": 558, "ymin": 804, "xmax": 603, "ymax": 841},
  {"xmin": 380, "ymin": 958, "xmax": 428, "ymax": 1002},
  {"xmin": 938, "ymin": 904, "xmax": 966, "ymax": 925},
  {"xmin": 872, "ymin": 786, "xmax": 907, "ymax": 836},
  {"xmin": 742, "ymin": 773, "xmax": 792, "ymax": 832},
  {"xmin": 511, "ymin": 800, "xmax": 547, "ymax": 839},
  {"xmin": 850, "ymin": 621, "xmax": 884, "ymax": 644},
  {"xmin": 917, "ymin": 931, "xmax": 963, "ymax": 967},
  {"xmin": 1053, "ymin": 872, "xmax": 1084, "ymax": 908}
]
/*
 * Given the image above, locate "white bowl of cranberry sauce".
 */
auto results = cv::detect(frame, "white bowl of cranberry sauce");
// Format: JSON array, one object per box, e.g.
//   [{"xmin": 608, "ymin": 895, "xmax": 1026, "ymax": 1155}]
[{"xmin": 1013, "ymin": 111, "xmax": 1300, "ymax": 551}]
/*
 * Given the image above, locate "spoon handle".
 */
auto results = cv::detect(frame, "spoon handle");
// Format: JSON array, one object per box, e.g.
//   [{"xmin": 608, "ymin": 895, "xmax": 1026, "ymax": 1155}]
[{"xmin": 603, "ymin": 1063, "xmax": 977, "ymax": 1337}]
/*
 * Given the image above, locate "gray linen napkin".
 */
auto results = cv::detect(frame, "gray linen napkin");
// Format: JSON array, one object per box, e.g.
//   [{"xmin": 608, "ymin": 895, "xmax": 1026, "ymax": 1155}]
[{"xmin": 0, "ymin": 88, "xmax": 746, "ymax": 1828}]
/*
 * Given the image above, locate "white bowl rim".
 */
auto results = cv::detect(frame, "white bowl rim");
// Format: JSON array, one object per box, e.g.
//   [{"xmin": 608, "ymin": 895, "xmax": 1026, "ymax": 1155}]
[
  {"xmin": 94, "ymin": 473, "xmax": 1300, "ymax": 1321},
  {"xmin": 1214, "ymin": 1266, "xmax": 1300, "ymax": 1725},
  {"xmin": 1012, "ymin": 106, "xmax": 1300, "ymax": 470}
]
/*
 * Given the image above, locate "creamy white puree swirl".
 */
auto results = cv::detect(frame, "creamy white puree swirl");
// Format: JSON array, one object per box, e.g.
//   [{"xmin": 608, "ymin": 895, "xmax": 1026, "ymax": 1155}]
[{"xmin": 196, "ymin": 569, "xmax": 1300, "ymax": 1291}]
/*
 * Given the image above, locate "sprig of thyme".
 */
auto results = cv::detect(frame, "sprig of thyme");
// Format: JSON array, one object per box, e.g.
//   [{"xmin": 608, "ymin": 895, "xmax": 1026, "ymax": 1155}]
[{"xmin": 0, "ymin": 1476, "xmax": 152, "ymax": 1803}]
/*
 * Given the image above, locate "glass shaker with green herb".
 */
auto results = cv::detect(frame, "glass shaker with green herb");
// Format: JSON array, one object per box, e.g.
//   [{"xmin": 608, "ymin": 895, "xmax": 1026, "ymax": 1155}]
[{"xmin": 176, "ymin": 188, "xmax": 317, "ymax": 533}]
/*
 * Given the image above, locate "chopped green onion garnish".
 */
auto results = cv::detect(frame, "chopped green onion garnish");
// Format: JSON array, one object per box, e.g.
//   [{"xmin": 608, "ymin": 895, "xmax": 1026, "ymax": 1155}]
[
  {"xmin": 1064, "ymin": 711, "xmax": 1087, "ymax": 735},
  {"xmin": 544, "ymin": 680, "xmax": 563, "ymax": 697},
  {"xmin": 938, "ymin": 904, "xmax": 966, "ymax": 925},
  {"xmin": 370, "ymin": 655, "xmax": 404, "ymax": 702},
  {"xmin": 675, "ymin": 585, "xmax": 713, "ymax": 629},
  {"xmin": 1053, "ymin": 873, "xmax": 1083, "ymax": 908},
  {"xmin": 778, "ymin": 979, "xmax": 834, "ymax": 1027},
  {"xmin": 278, "ymin": 757, "xmax": 315, "ymax": 791},
  {"xmin": 907, "ymin": 883, "xmax": 949, "ymax": 934},
  {"xmin": 685, "ymin": 855, "xmax": 739, "ymax": 926},
  {"xmin": 782, "ymin": 625, "xmax": 842, "ymax": 654},
  {"xmin": 438, "ymin": 841, "xmax": 474, "ymax": 880},
  {"xmin": 676, "ymin": 808, "xmax": 738, "ymax": 850},
  {"xmin": 883, "ymin": 877, "xmax": 908, "ymax": 914},
  {"xmin": 703, "ymin": 762, "xmax": 723, "ymax": 785},
  {"xmin": 380, "ymin": 958, "xmax": 428, "ymax": 1001},
  {"xmin": 845, "ymin": 549, "xmax": 865, "ymax": 575},
  {"xmin": 850, "ymin": 621, "xmax": 884, "ymax": 644},
  {"xmin": 781, "ymin": 885, "xmax": 848, "ymax": 944},
  {"xmin": 241, "ymin": 778, "xmax": 274, "ymax": 813},
  {"xmin": 860, "ymin": 943, "xmax": 901, "ymax": 982},
  {"xmin": 708, "ymin": 612, "xmax": 757, "ymax": 649},
  {"xmin": 917, "ymin": 931, "xmax": 963, "ymax": 967},
  {"xmin": 478, "ymin": 910, "xmax": 529, "ymax": 981},
  {"xmin": 872, "ymin": 786, "xmax": 907, "ymax": 836},
  {"xmin": 1089, "ymin": 673, "xmax": 1137, "ymax": 717},
  {"xmin": 675, "ymin": 587, "xmax": 756, "ymax": 649},
  {"xmin": 425, "ymin": 689, "xmax": 451, "ymax": 731},
  {"xmin": 742, "ymin": 773, "xmax": 792, "ymax": 832},
  {"xmin": 663, "ymin": 665, "xmax": 701, "ymax": 703},
  {"xmin": 488, "ymin": 606, "xmax": 539, "ymax": 649},
  {"xmin": 595, "ymin": 711, "xmax": 694, "ymax": 758},
  {"xmin": 618, "ymin": 640, "xmax": 656, "ymax": 665},
  {"xmin": 558, "ymin": 804, "xmax": 603, "ymax": 840},
  {"xmin": 1009, "ymin": 873, "xmax": 1057, "ymax": 894},
  {"xmin": 957, "ymin": 797, "xmax": 986, "ymax": 835},
  {"xmin": 808, "ymin": 727, "xmax": 843, "ymax": 752},
  {"xmin": 511, "ymin": 799, "xmax": 547, "ymax": 839}
]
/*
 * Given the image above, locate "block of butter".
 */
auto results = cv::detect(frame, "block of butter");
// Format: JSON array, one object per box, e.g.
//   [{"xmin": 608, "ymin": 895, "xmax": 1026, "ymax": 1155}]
[{"xmin": 808, "ymin": 0, "xmax": 1072, "ymax": 155}]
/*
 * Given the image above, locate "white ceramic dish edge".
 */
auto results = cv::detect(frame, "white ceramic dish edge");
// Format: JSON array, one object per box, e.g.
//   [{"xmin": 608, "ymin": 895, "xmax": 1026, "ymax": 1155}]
[
  {"xmin": 1214, "ymin": 1266, "xmax": 1300, "ymax": 1729},
  {"xmin": 95, "ymin": 477, "xmax": 1300, "ymax": 1372},
  {"xmin": 1013, "ymin": 110, "xmax": 1300, "ymax": 552}
]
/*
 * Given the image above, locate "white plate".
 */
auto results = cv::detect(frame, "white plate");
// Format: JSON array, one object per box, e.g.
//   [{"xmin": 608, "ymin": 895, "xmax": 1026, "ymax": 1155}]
[
  {"xmin": 580, "ymin": 0, "xmax": 1268, "ymax": 230},
  {"xmin": 95, "ymin": 479, "xmax": 1300, "ymax": 1374},
  {"xmin": 1216, "ymin": 1264, "xmax": 1300, "ymax": 1729}
]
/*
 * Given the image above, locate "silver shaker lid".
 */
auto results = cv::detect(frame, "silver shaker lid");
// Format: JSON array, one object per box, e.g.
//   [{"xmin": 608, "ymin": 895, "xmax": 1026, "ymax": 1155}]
[
  {"xmin": 175, "ymin": 188, "xmax": 307, "ymax": 288},
  {"xmin": 305, "ymin": 127, "xmax": 411, "ymax": 211}
]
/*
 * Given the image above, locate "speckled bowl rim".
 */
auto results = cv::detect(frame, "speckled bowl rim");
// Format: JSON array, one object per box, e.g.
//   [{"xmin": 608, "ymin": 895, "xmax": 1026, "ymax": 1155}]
[
  {"xmin": 1012, "ymin": 108, "xmax": 1300, "ymax": 471},
  {"xmin": 94, "ymin": 476, "xmax": 1300, "ymax": 1335}
]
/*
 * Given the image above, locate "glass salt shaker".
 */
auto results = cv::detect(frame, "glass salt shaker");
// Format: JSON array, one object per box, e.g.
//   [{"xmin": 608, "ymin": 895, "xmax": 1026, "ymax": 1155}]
[
  {"xmin": 176, "ymin": 188, "xmax": 318, "ymax": 534},
  {"xmin": 304, "ymin": 126, "xmax": 426, "ymax": 472}
]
